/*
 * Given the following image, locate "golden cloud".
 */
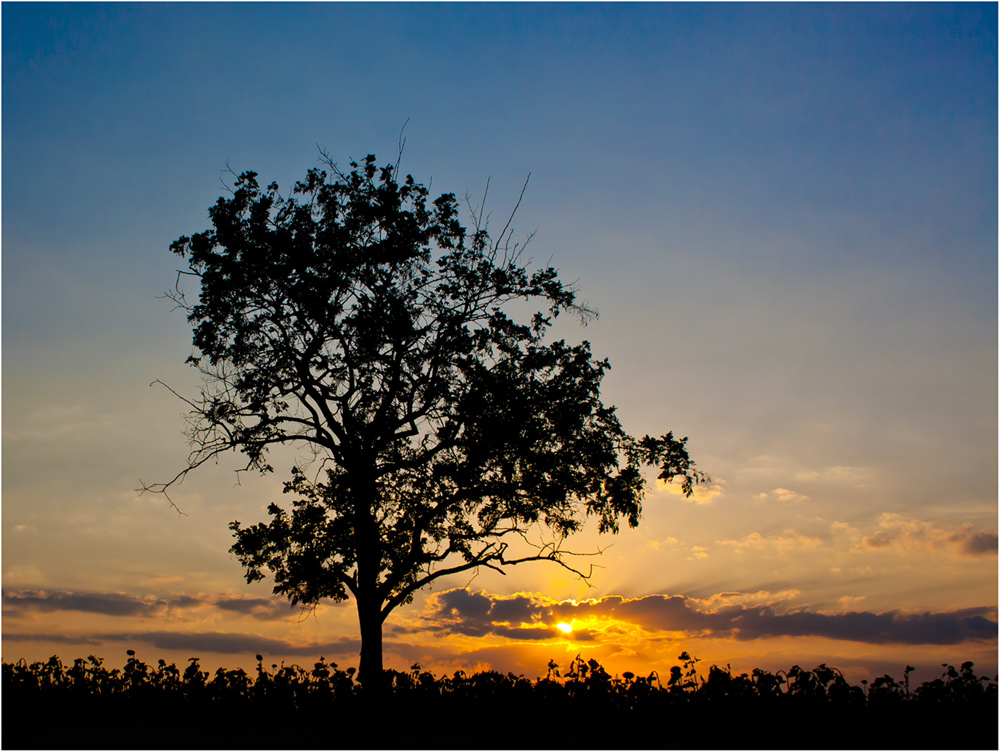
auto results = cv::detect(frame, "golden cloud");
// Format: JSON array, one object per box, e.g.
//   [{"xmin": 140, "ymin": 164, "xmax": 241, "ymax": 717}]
[
  {"xmin": 774, "ymin": 487, "xmax": 809, "ymax": 502},
  {"xmin": 655, "ymin": 477, "xmax": 725, "ymax": 505}
]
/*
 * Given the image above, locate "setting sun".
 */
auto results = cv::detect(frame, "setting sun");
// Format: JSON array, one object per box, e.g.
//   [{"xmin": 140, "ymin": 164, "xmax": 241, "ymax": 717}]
[{"xmin": 556, "ymin": 623, "xmax": 573, "ymax": 633}]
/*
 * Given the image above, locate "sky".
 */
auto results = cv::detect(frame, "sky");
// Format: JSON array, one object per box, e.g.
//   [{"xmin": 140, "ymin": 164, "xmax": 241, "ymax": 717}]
[{"xmin": 2, "ymin": 2, "xmax": 997, "ymax": 687}]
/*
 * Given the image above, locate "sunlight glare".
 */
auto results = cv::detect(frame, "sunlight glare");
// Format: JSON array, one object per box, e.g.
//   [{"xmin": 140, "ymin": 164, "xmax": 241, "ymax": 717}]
[{"xmin": 556, "ymin": 622, "xmax": 573, "ymax": 633}]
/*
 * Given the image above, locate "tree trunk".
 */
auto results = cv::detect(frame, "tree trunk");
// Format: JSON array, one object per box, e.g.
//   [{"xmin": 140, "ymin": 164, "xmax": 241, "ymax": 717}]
[
  {"xmin": 357, "ymin": 597, "xmax": 385, "ymax": 691},
  {"xmin": 354, "ymin": 465, "xmax": 385, "ymax": 692}
]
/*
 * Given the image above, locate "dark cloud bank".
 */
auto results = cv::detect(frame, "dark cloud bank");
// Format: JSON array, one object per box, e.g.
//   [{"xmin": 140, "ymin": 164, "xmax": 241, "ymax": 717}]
[
  {"xmin": 4, "ymin": 587, "xmax": 995, "ymax": 655},
  {"xmin": 421, "ymin": 589, "xmax": 997, "ymax": 647},
  {"xmin": 2, "ymin": 629, "xmax": 361, "ymax": 658},
  {"xmin": 2, "ymin": 589, "xmax": 291, "ymax": 620}
]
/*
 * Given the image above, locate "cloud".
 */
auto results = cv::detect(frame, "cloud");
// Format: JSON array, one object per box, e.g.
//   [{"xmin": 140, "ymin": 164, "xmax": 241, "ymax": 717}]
[
  {"xmin": 861, "ymin": 514, "xmax": 998, "ymax": 558},
  {"xmin": 168, "ymin": 595, "xmax": 208, "ymax": 610},
  {"xmin": 961, "ymin": 532, "xmax": 999, "ymax": 556},
  {"xmin": 727, "ymin": 607, "xmax": 998, "ymax": 645},
  {"xmin": 1, "ymin": 589, "xmax": 296, "ymax": 621},
  {"xmin": 492, "ymin": 624, "xmax": 562, "ymax": 641},
  {"xmin": 656, "ymin": 478, "xmax": 724, "ymax": 505},
  {"xmin": 4, "ymin": 403, "xmax": 115, "ymax": 442},
  {"xmin": 794, "ymin": 465, "xmax": 871, "ymax": 485},
  {"xmin": 838, "ymin": 595, "xmax": 867, "ymax": 609},
  {"xmin": 716, "ymin": 530, "xmax": 823, "ymax": 554},
  {"xmin": 2, "ymin": 566, "xmax": 46, "ymax": 587},
  {"xmin": 7, "ymin": 583, "xmax": 995, "ymax": 657},
  {"xmin": 596, "ymin": 595, "xmax": 716, "ymax": 634},
  {"xmin": 140, "ymin": 574, "xmax": 184, "ymax": 585},
  {"xmin": 2, "ymin": 632, "xmax": 103, "ymax": 646},
  {"xmin": 830, "ymin": 521, "xmax": 857, "ymax": 535},
  {"xmin": 774, "ymin": 488, "xmax": 809, "ymax": 502},
  {"xmin": 92, "ymin": 631, "xmax": 363, "ymax": 657},
  {"xmin": 214, "ymin": 596, "xmax": 292, "ymax": 620},
  {"xmin": 645, "ymin": 536, "xmax": 678, "ymax": 551},
  {"xmin": 488, "ymin": 593, "xmax": 544, "ymax": 625},
  {"xmin": 700, "ymin": 590, "xmax": 802, "ymax": 609},
  {"xmin": 418, "ymin": 589, "xmax": 997, "ymax": 647},
  {"xmin": 2, "ymin": 589, "xmax": 166, "ymax": 617},
  {"xmin": 422, "ymin": 589, "xmax": 564, "ymax": 641},
  {"xmin": 425, "ymin": 589, "xmax": 497, "ymax": 637}
]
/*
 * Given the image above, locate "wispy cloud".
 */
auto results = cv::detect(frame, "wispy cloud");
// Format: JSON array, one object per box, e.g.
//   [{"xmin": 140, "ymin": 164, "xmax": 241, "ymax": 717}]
[
  {"xmin": 700, "ymin": 590, "xmax": 802, "ymax": 609},
  {"xmin": 773, "ymin": 488, "xmax": 809, "ymax": 502},
  {"xmin": 794, "ymin": 465, "xmax": 872, "ymax": 486},
  {"xmin": 3, "ymin": 403, "xmax": 115, "ymax": 442},
  {"xmin": 716, "ymin": 530, "xmax": 823, "ymax": 554}
]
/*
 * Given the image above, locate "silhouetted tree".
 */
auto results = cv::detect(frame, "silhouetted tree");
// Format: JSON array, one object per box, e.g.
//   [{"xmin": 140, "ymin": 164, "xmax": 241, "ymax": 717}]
[{"xmin": 149, "ymin": 147, "xmax": 706, "ymax": 687}]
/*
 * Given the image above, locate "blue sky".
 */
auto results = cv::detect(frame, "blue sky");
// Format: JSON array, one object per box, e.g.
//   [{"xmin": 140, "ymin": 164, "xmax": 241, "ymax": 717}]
[{"xmin": 3, "ymin": 2, "xmax": 996, "ymax": 682}]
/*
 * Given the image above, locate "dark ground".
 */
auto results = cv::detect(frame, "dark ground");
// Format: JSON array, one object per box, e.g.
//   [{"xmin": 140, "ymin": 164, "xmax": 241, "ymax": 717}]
[{"xmin": 3, "ymin": 694, "xmax": 997, "ymax": 749}]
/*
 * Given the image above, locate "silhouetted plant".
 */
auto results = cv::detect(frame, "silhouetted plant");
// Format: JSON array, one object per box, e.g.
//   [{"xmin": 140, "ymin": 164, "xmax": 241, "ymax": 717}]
[
  {"xmin": 668, "ymin": 651, "xmax": 702, "ymax": 695},
  {"xmin": 545, "ymin": 658, "xmax": 560, "ymax": 681},
  {"xmin": 751, "ymin": 666, "xmax": 786, "ymax": 698},
  {"xmin": 4, "ymin": 651, "xmax": 997, "ymax": 749}
]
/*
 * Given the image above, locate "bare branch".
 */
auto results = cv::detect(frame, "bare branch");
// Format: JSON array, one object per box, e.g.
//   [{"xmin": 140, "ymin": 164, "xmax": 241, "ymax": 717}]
[
  {"xmin": 393, "ymin": 118, "xmax": 410, "ymax": 180},
  {"xmin": 218, "ymin": 160, "xmax": 240, "ymax": 195},
  {"xmin": 380, "ymin": 534, "xmax": 605, "ymax": 619},
  {"xmin": 493, "ymin": 173, "xmax": 530, "ymax": 258},
  {"xmin": 136, "ymin": 477, "xmax": 187, "ymax": 516},
  {"xmin": 148, "ymin": 378, "xmax": 200, "ymax": 412}
]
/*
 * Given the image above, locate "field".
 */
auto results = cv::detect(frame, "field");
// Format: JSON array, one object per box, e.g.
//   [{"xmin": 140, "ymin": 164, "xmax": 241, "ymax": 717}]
[{"xmin": 2, "ymin": 652, "xmax": 996, "ymax": 749}]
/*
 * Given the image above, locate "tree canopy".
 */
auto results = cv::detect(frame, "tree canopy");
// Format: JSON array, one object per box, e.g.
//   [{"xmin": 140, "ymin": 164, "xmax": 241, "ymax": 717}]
[{"xmin": 154, "ymin": 150, "xmax": 706, "ymax": 683}]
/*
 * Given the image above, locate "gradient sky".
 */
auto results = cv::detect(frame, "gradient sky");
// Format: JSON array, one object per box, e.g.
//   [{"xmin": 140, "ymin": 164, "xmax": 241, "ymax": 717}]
[{"xmin": 3, "ymin": 2, "xmax": 997, "ymax": 686}]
